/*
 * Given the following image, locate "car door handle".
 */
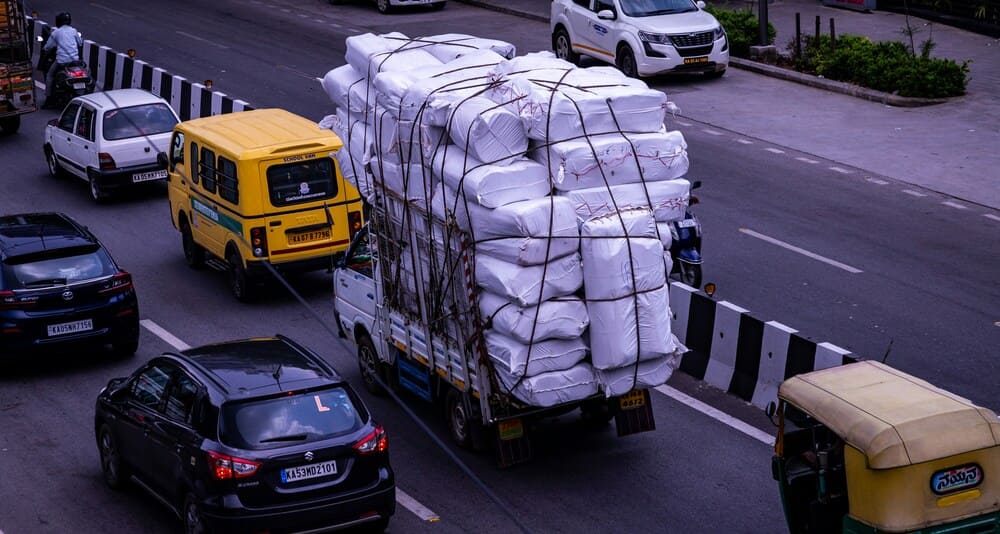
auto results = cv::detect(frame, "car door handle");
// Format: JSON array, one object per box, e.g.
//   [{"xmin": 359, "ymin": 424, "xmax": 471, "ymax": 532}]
[{"xmin": 340, "ymin": 280, "xmax": 348, "ymax": 288}]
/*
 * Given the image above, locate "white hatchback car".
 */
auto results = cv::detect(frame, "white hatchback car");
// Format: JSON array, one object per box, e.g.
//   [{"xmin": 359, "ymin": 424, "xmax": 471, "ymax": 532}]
[
  {"xmin": 43, "ymin": 88, "xmax": 180, "ymax": 202},
  {"xmin": 551, "ymin": 0, "xmax": 729, "ymax": 78}
]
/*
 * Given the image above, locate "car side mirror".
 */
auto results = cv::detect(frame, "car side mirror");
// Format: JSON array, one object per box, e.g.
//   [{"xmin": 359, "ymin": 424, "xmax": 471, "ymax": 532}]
[
  {"xmin": 156, "ymin": 151, "xmax": 171, "ymax": 171},
  {"xmin": 696, "ymin": 0, "xmax": 706, "ymax": 8},
  {"xmin": 597, "ymin": 9, "xmax": 615, "ymax": 20},
  {"xmin": 47, "ymin": 118, "xmax": 58, "ymax": 126}
]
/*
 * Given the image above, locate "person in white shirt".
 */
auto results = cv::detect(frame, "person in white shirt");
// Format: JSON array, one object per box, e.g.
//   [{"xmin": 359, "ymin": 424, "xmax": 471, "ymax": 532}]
[{"xmin": 42, "ymin": 12, "xmax": 83, "ymax": 108}]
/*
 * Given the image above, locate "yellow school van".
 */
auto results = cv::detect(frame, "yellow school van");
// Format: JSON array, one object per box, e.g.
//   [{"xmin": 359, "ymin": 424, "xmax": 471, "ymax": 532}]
[{"xmin": 162, "ymin": 108, "xmax": 363, "ymax": 301}]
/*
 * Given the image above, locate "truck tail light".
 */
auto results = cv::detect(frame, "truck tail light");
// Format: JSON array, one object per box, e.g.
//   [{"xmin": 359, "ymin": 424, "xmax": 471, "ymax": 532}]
[
  {"xmin": 207, "ymin": 450, "xmax": 261, "ymax": 480},
  {"xmin": 354, "ymin": 424, "xmax": 388, "ymax": 455},
  {"xmin": 348, "ymin": 211, "xmax": 363, "ymax": 240},
  {"xmin": 250, "ymin": 227, "xmax": 268, "ymax": 258},
  {"xmin": 99, "ymin": 153, "xmax": 117, "ymax": 170}
]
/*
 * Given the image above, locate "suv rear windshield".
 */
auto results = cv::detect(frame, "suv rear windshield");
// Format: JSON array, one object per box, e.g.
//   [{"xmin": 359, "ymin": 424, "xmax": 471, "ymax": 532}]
[
  {"xmin": 219, "ymin": 386, "xmax": 365, "ymax": 450},
  {"xmin": 2, "ymin": 248, "xmax": 117, "ymax": 289},
  {"xmin": 266, "ymin": 158, "xmax": 338, "ymax": 207},
  {"xmin": 103, "ymin": 103, "xmax": 178, "ymax": 141}
]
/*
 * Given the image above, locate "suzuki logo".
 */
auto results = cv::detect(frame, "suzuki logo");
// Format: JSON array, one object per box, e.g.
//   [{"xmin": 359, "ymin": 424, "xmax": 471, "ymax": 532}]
[
  {"xmin": 304, "ymin": 451, "xmax": 314, "ymax": 461},
  {"xmin": 61, "ymin": 290, "xmax": 74, "ymax": 301}
]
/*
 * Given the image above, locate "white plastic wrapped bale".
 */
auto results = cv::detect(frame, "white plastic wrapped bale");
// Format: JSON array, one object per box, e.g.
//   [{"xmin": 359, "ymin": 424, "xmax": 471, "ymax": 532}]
[
  {"xmin": 596, "ymin": 355, "xmax": 679, "ymax": 397},
  {"xmin": 485, "ymin": 331, "xmax": 588, "ymax": 377},
  {"xmin": 479, "ymin": 291, "xmax": 588, "ymax": 343},
  {"xmin": 530, "ymin": 130, "xmax": 689, "ymax": 191},
  {"xmin": 432, "ymin": 145, "xmax": 550, "ymax": 208},
  {"xmin": 446, "ymin": 96, "xmax": 528, "ymax": 166},
  {"xmin": 370, "ymin": 106, "xmax": 446, "ymax": 163},
  {"xmin": 370, "ymin": 157, "xmax": 435, "ymax": 203},
  {"xmin": 416, "ymin": 33, "xmax": 516, "ymax": 63},
  {"xmin": 475, "ymin": 252, "xmax": 583, "ymax": 307},
  {"xmin": 494, "ymin": 361, "xmax": 599, "ymax": 407},
  {"xmin": 346, "ymin": 32, "xmax": 443, "ymax": 77},
  {"xmin": 434, "ymin": 186, "xmax": 580, "ymax": 265},
  {"xmin": 587, "ymin": 285, "xmax": 676, "ymax": 370},
  {"xmin": 398, "ymin": 49, "xmax": 507, "ymax": 125},
  {"xmin": 487, "ymin": 60, "xmax": 667, "ymax": 142},
  {"xmin": 319, "ymin": 111, "xmax": 374, "ymax": 199},
  {"xmin": 321, "ymin": 65, "xmax": 370, "ymax": 120},
  {"xmin": 562, "ymin": 178, "xmax": 690, "ymax": 224}
]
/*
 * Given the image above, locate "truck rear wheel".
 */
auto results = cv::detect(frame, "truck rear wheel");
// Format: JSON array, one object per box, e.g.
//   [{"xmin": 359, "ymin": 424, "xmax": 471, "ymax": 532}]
[
  {"xmin": 0, "ymin": 115, "xmax": 20, "ymax": 135},
  {"xmin": 445, "ymin": 388, "xmax": 477, "ymax": 449},
  {"xmin": 358, "ymin": 335, "xmax": 387, "ymax": 396}
]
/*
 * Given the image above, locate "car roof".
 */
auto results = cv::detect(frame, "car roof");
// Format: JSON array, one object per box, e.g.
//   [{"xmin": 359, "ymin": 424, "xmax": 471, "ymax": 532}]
[
  {"xmin": 75, "ymin": 88, "xmax": 170, "ymax": 110},
  {"xmin": 0, "ymin": 212, "xmax": 96, "ymax": 262},
  {"xmin": 779, "ymin": 361, "xmax": 1000, "ymax": 469},
  {"xmin": 175, "ymin": 336, "xmax": 343, "ymax": 400}
]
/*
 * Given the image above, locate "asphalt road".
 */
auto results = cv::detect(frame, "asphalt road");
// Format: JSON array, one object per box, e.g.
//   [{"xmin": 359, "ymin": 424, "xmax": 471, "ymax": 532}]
[{"xmin": 1, "ymin": 0, "xmax": 997, "ymax": 532}]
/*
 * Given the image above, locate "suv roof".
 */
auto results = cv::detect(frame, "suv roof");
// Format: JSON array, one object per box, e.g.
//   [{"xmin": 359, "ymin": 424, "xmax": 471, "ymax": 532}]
[
  {"xmin": 0, "ymin": 212, "xmax": 97, "ymax": 262},
  {"xmin": 171, "ymin": 335, "xmax": 343, "ymax": 400}
]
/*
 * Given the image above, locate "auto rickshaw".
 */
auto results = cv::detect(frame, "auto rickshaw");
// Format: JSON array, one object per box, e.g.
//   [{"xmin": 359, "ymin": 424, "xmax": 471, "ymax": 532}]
[{"xmin": 770, "ymin": 360, "xmax": 1000, "ymax": 533}]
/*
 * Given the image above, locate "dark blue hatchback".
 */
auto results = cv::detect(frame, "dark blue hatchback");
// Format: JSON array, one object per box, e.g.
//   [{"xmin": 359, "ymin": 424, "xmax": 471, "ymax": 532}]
[{"xmin": 0, "ymin": 212, "xmax": 139, "ymax": 357}]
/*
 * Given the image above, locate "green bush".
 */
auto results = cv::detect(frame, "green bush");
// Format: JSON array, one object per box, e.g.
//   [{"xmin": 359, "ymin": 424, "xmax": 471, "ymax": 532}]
[
  {"xmin": 704, "ymin": 6, "xmax": 776, "ymax": 58},
  {"xmin": 792, "ymin": 34, "xmax": 970, "ymax": 97}
]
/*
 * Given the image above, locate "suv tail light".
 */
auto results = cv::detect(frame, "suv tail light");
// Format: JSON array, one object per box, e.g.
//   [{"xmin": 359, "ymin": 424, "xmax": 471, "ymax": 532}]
[
  {"xmin": 207, "ymin": 450, "xmax": 261, "ymax": 480},
  {"xmin": 0, "ymin": 290, "xmax": 38, "ymax": 309},
  {"xmin": 250, "ymin": 227, "xmax": 268, "ymax": 258},
  {"xmin": 99, "ymin": 153, "xmax": 117, "ymax": 170},
  {"xmin": 348, "ymin": 211, "xmax": 363, "ymax": 240},
  {"xmin": 353, "ymin": 424, "xmax": 388, "ymax": 455},
  {"xmin": 98, "ymin": 272, "xmax": 133, "ymax": 296}
]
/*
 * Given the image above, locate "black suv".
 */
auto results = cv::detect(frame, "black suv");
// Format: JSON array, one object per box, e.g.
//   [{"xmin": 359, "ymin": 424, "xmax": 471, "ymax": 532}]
[
  {"xmin": 94, "ymin": 335, "xmax": 395, "ymax": 533},
  {"xmin": 0, "ymin": 212, "xmax": 139, "ymax": 357}
]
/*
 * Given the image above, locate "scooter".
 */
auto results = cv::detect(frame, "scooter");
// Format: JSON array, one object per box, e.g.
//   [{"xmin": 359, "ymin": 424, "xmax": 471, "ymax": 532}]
[
  {"xmin": 669, "ymin": 180, "xmax": 703, "ymax": 289},
  {"xmin": 37, "ymin": 28, "xmax": 94, "ymax": 108}
]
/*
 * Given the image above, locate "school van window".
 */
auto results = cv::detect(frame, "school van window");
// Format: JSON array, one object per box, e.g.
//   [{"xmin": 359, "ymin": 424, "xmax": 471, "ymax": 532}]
[{"xmin": 267, "ymin": 158, "xmax": 337, "ymax": 206}]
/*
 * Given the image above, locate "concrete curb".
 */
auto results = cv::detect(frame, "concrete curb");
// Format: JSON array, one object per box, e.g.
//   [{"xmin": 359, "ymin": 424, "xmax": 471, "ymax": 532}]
[{"xmin": 453, "ymin": 0, "xmax": 549, "ymax": 23}]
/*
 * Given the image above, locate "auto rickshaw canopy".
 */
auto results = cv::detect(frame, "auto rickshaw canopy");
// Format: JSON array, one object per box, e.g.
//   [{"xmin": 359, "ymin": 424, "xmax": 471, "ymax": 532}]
[{"xmin": 778, "ymin": 361, "xmax": 1000, "ymax": 469}]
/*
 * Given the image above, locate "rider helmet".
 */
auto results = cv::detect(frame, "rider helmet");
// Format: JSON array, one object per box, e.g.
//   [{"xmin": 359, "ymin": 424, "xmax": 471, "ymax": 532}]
[{"xmin": 55, "ymin": 12, "xmax": 71, "ymax": 27}]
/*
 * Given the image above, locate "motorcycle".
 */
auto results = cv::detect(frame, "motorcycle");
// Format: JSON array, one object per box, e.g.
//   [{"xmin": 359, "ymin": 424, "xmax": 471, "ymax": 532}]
[
  {"xmin": 37, "ymin": 27, "xmax": 94, "ymax": 108},
  {"xmin": 669, "ymin": 180, "xmax": 703, "ymax": 289}
]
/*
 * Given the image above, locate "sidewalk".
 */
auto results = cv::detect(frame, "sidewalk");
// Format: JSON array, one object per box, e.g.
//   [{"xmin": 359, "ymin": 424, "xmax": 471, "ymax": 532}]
[{"xmin": 454, "ymin": 0, "xmax": 1000, "ymax": 210}]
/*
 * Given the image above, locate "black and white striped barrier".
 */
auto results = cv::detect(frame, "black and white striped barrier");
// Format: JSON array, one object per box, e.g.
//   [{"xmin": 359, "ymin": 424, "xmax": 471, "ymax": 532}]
[
  {"xmin": 29, "ymin": 17, "xmax": 251, "ymax": 119},
  {"xmin": 669, "ymin": 282, "xmax": 857, "ymax": 409}
]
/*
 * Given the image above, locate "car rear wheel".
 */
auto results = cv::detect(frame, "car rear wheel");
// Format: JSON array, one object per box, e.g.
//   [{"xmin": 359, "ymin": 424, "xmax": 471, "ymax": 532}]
[
  {"xmin": 376, "ymin": 0, "xmax": 392, "ymax": 14},
  {"xmin": 358, "ymin": 335, "xmax": 387, "ymax": 396},
  {"xmin": 45, "ymin": 146, "xmax": 64, "ymax": 178},
  {"xmin": 553, "ymin": 27, "xmax": 579, "ymax": 65},
  {"xmin": 180, "ymin": 218, "xmax": 206, "ymax": 269},
  {"xmin": 110, "ymin": 335, "xmax": 139, "ymax": 359},
  {"xmin": 183, "ymin": 493, "xmax": 207, "ymax": 534},
  {"xmin": 616, "ymin": 45, "xmax": 639, "ymax": 78},
  {"xmin": 98, "ymin": 425, "xmax": 129, "ymax": 490},
  {"xmin": 88, "ymin": 169, "xmax": 109, "ymax": 203},
  {"xmin": 0, "ymin": 115, "xmax": 20, "ymax": 135},
  {"xmin": 227, "ymin": 250, "xmax": 252, "ymax": 302}
]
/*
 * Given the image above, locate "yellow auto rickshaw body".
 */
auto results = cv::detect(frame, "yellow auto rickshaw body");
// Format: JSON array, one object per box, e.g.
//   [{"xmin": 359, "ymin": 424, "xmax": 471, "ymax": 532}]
[{"xmin": 774, "ymin": 360, "xmax": 1000, "ymax": 533}]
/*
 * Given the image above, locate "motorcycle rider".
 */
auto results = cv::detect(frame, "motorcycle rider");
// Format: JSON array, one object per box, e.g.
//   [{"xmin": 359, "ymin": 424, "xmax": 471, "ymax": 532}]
[{"xmin": 42, "ymin": 12, "xmax": 83, "ymax": 109}]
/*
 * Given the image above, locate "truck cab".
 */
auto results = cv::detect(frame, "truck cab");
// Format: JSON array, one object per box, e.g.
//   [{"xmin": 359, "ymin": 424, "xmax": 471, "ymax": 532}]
[{"xmin": 0, "ymin": 0, "xmax": 37, "ymax": 134}]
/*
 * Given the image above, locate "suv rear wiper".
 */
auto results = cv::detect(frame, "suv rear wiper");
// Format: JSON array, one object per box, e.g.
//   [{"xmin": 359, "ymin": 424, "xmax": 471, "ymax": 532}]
[
  {"xmin": 259, "ymin": 433, "xmax": 309, "ymax": 443},
  {"xmin": 22, "ymin": 278, "xmax": 68, "ymax": 287}
]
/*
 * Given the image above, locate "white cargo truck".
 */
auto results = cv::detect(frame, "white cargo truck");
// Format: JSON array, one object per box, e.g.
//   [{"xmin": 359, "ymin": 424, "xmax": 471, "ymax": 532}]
[{"xmin": 327, "ymin": 32, "xmax": 692, "ymax": 465}]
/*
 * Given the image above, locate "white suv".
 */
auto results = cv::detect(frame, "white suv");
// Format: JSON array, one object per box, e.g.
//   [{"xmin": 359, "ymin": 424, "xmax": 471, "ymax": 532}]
[
  {"xmin": 551, "ymin": 0, "xmax": 729, "ymax": 78},
  {"xmin": 43, "ymin": 88, "xmax": 179, "ymax": 203}
]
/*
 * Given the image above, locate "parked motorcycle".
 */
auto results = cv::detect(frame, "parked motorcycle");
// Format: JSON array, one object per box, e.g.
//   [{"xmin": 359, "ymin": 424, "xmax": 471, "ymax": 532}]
[
  {"xmin": 669, "ymin": 180, "xmax": 703, "ymax": 289},
  {"xmin": 36, "ymin": 26, "xmax": 94, "ymax": 108}
]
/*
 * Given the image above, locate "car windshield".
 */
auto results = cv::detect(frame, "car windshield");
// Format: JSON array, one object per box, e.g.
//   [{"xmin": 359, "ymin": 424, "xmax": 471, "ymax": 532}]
[
  {"xmin": 219, "ymin": 386, "xmax": 366, "ymax": 450},
  {"xmin": 102, "ymin": 103, "xmax": 178, "ymax": 141},
  {"xmin": 620, "ymin": 0, "xmax": 698, "ymax": 17},
  {"xmin": 2, "ymin": 248, "xmax": 117, "ymax": 288}
]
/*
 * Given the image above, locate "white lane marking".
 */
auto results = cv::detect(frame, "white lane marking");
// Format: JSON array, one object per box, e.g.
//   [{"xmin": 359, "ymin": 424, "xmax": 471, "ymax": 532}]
[
  {"xmin": 795, "ymin": 156, "xmax": 818, "ymax": 164},
  {"xmin": 764, "ymin": 147, "xmax": 785, "ymax": 154},
  {"xmin": 829, "ymin": 166, "xmax": 851, "ymax": 174},
  {"xmin": 330, "ymin": 22, "xmax": 343, "ymax": 28},
  {"xmin": 703, "ymin": 129, "xmax": 724, "ymax": 136},
  {"xmin": 942, "ymin": 201, "xmax": 968, "ymax": 210},
  {"xmin": 138, "ymin": 320, "xmax": 439, "ymax": 520},
  {"xmin": 736, "ymin": 139, "xmax": 753, "ymax": 144},
  {"xmin": 902, "ymin": 189, "xmax": 927, "ymax": 197},
  {"xmin": 315, "ymin": 77, "xmax": 324, "ymax": 82},
  {"xmin": 299, "ymin": 13, "xmax": 309, "ymax": 18},
  {"xmin": 739, "ymin": 228, "xmax": 863, "ymax": 274},
  {"xmin": 176, "ymin": 31, "xmax": 229, "ymax": 49},
  {"xmin": 656, "ymin": 385, "xmax": 775, "ymax": 446},
  {"xmin": 866, "ymin": 178, "xmax": 889, "ymax": 185},
  {"xmin": 140, "ymin": 319, "xmax": 190, "ymax": 350},
  {"xmin": 91, "ymin": 3, "xmax": 132, "ymax": 17},
  {"xmin": 397, "ymin": 488, "xmax": 440, "ymax": 522},
  {"xmin": 985, "ymin": 214, "xmax": 1000, "ymax": 222},
  {"xmin": 674, "ymin": 120, "xmax": 692, "ymax": 127}
]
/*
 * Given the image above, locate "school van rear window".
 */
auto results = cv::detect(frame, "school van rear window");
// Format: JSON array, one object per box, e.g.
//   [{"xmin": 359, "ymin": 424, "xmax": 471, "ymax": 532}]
[{"xmin": 266, "ymin": 158, "xmax": 338, "ymax": 206}]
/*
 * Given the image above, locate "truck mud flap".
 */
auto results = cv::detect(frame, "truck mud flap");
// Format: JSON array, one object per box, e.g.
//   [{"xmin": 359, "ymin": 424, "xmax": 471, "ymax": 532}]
[
  {"xmin": 494, "ymin": 418, "xmax": 531, "ymax": 468},
  {"xmin": 614, "ymin": 389, "xmax": 656, "ymax": 437}
]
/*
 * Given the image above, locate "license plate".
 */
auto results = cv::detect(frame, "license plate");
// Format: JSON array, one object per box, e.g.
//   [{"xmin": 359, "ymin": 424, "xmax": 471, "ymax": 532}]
[
  {"xmin": 677, "ymin": 218, "xmax": 697, "ymax": 228},
  {"xmin": 619, "ymin": 389, "xmax": 646, "ymax": 410},
  {"xmin": 72, "ymin": 82, "xmax": 86, "ymax": 89},
  {"xmin": 684, "ymin": 57, "xmax": 709, "ymax": 64},
  {"xmin": 280, "ymin": 460, "xmax": 338, "ymax": 484},
  {"xmin": 47, "ymin": 318, "xmax": 93, "ymax": 336},
  {"xmin": 288, "ymin": 228, "xmax": 331, "ymax": 245},
  {"xmin": 132, "ymin": 169, "xmax": 168, "ymax": 183}
]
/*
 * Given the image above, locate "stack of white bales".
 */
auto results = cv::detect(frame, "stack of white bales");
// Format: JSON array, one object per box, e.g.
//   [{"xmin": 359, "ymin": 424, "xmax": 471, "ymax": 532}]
[{"xmin": 321, "ymin": 33, "xmax": 688, "ymax": 407}]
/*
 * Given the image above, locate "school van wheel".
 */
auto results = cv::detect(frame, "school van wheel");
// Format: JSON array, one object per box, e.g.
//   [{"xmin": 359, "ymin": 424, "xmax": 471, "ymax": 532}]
[
  {"xmin": 88, "ymin": 169, "xmax": 109, "ymax": 203},
  {"xmin": 445, "ymin": 388, "xmax": 477, "ymax": 449},
  {"xmin": 227, "ymin": 250, "xmax": 253, "ymax": 302},
  {"xmin": 180, "ymin": 218, "xmax": 206, "ymax": 269},
  {"xmin": 376, "ymin": 0, "xmax": 392, "ymax": 13},
  {"xmin": 45, "ymin": 146, "xmax": 64, "ymax": 178},
  {"xmin": 98, "ymin": 425, "xmax": 129, "ymax": 490},
  {"xmin": 0, "ymin": 115, "xmax": 20, "ymax": 135},
  {"xmin": 616, "ymin": 44, "xmax": 639, "ymax": 78},
  {"xmin": 358, "ymin": 335, "xmax": 386, "ymax": 396},
  {"xmin": 182, "ymin": 493, "xmax": 207, "ymax": 534},
  {"xmin": 553, "ymin": 27, "xmax": 579, "ymax": 65}
]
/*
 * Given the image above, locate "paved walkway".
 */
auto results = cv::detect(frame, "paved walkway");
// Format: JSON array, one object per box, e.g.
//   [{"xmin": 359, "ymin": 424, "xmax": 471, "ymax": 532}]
[{"xmin": 455, "ymin": 0, "xmax": 1000, "ymax": 210}]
